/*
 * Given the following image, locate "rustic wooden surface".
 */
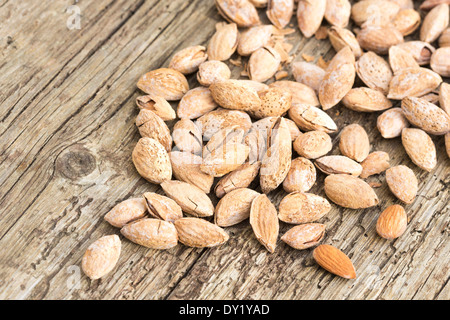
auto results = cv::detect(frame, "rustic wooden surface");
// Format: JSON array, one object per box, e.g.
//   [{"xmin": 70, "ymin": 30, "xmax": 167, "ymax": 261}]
[{"xmin": 0, "ymin": 0, "xmax": 448, "ymax": 300}]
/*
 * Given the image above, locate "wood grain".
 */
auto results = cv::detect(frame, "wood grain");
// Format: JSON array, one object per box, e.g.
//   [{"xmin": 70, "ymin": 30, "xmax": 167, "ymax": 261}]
[{"xmin": 0, "ymin": 0, "xmax": 448, "ymax": 300}]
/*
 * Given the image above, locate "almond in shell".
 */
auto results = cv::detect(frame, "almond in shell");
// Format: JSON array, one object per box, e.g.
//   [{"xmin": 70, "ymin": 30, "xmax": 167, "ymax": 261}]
[
  {"xmin": 395, "ymin": 41, "xmax": 435, "ymax": 65},
  {"xmin": 440, "ymin": 82, "xmax": 450, "ymax": 115},
  {"xmin": 324, "ymin": 0, "xmax": 351, "ymax": 28},
  {"xmin": 401, "ymin": 97, "xmax": 450, "ymax": 135},
  {"xmin": 377, "ymin": 107, "xmax": 410, "ymax": 139},
  {"xmin": 279, "ymin": 192, "xmax": 331, "ymax": 224},
  {"xmin": 293, "ymin": 130, "xmax": 332, "ymax": 159},
  {"xmin": 281, "ymin": 223, "xmax": 326, "ymax": 250},
  {"xmin": 132, "ymin": 138, "xmax": 172, "ymax": 184},
  {"xmin": 430, "ymin": 47, "xmax": 450, "ymax": 77},
  {"xmin": 356, "ymin": 51, "xmax": 393, "ymax": 95},
  {"xmin": 136, "ymin": 95, "xmax": 176, "ymax": 121},
  {"xmin": 315, "ymin": 155, "xmax": 363, "ymax": 176},
  {"xmin": 313, "ymin": 244, "xmax": 356, "ymax": 279},
  {"xmin": 177, "ymin": 87, "xmax": 218, "ymax": 119},
  {"xmin": 210, "ymin": 80, "xmax": 262, "ymax": 112},
  {"xmin": 169, "ymin": 45, "xmax": 208, "ymax": 74},
  {"xmin": 282, "ymin": 157, "xmax": 316, "ymax": 193},
  {"xmin": 297, "ymin": 0, "xmax": 327, "ymax": 38},
  {"xmin": 238, "ymin": 25, "xmax": 273, "ymax": 56},
  {"xmin": 270, "ymin": 80, "xmax": 319, "ymax": 107},
  {"xmin": 215, "ymin": 0, "xmax": 261, "ymax": 28},
  {"xmin": 420, "ymin": 4, "xmax": 449, "ymax": 43},
  {"xmin": 81, "ymin": 235, "xmax": 121, "ymax": 280},
  {"xmin": 104, "ymin": 198, "xmax": 147, "ymax": 228},
  {"xmin": 421, "ymin": 0, "xmax": 450, "ymax": 10},
  {"xmin": 388, "ymin": 46, "xmax": 420, "ymax": 74},
  {"xmin": 266, "ymin": 0, "xmax": 294, "ymax": 29},
  {"xmin": 401, "ymin": 128, "xmax": 437, "ymax": 172},
  {"xmin": 328, "ymin": 26, "xmax": 362, "ymax": 59},
  {"xmin": 121, "ymin": 218, "xmax": 178, "ymax": 249},
  {"xmin": 143, "ymin": 192, "xmax": 183, "ymax": 222},
  {"xmin": 291, "ymin": 61, "xmax": 326, "ymax": 93},
  {"xmin": 137, "ymin": 68, "xmax": 189, "ymax": 101},
  {"xmin": 215, "ymin": 161, "xmax": 261, "ymax": 198},
  {"xmin": 385, "ymin": 165, "xmax": 418, "ymax": 204},
  {"xmin": 197, "ymin": 60, "xmax": 231, "ymax": 86},
  {"xmin": 342, "ymin": 87, "xmax": 392, "ymax": 112},
  {"xmin": 136, "ymin": 109, "xmax": 172, "ymax": 152},
  {"xmin": 196, "ymin": 109, "xmax": 252, "ymax": 140},
  {"xmin": 339, "ymin": 124, "xmax": 370, "ymax": 162},
  {"xmin": 215, "ymin": 188, "xmax": 260, "ymax": 227},
  {"xmin": 207, "ymin": 22, "xmax": 239, "ymax": 61},
  {"xmin": 172, "ymin": 119, "xmax": 203, "ymax": 155},
  {"xmin": 388, "ymin": 67, "xmax": 442, "ymax": 100},
  {"xmin": 393, "ymin": 9, "xmax": 421, "ymax": 36},
  {"xmin": 360, "ymin": 151, "xmax": 390, "ymax": 179},
  {"xmin": 248, "ymin": 46, "xmax": 281, "ymax": 83},
  {"xmin": 439, "ymin": 27, "xmax": 450, "ymax": 47},
  {"xmin": 250, "ymin": 194, "xmax": 279, "ymax": 253},
  {"xmin": 351, "ymin": 0, "xmax": 400, "ymax": 26},
  {"xmin": 357, "ymin": 25, "xmax": 404, "ymax": 55},
  {"xmin": 376, "ymin": 205, "xmax": 407, "ymax": 240},
  {"xmin": 250, "ymin": 87, "xmax": 292, "ymax": 119},
  {"xmin": 174, "ymin": 217, "xmax": 229, "ymax": 248},
  {"xmin": 288, "ymin": 104, "xmax": 337, "ymax": 133}
]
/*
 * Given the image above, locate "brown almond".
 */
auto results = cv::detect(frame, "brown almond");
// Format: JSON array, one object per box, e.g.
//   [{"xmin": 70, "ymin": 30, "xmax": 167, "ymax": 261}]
[
  {"xmin": 396, "ymin": 41, "xmax": 435, "ymax": 65},
  {"xmin": 281, "ymin": 223, "xmax": 326, "ymax": 250},
  {"xmin": 169, "ymin": 45, "xmax": 208, "ymax": 74},
  {"xmin": 279, "ymin": 192, "xmax": 331, "ymax": 224},
  {"xmin": 356, "ymin": 51, "xmax": 393, "ymax": 95},
  {"xmin": 282, "ymin": 157, "xmax": 316, "ymax": 193},
  {"xmin": 324, "ymin": 0, "xmax": 351, "ymax": 28},
  {"xmin": 207, "ymin": 22, "xmax": 239, "ymax": 61},
  {"xmin": 385, "ymin": 165, "xmax": 418, "ymax": 204},
  {"xmin": 297, "ymin": 0, "xmax": 327, "ymax": 38},
  {"xmin": 250, "ymin": 194, "xmax": 279, "ymax": 253},
  {"xmin": 288, "ymin": 104, "xmax": 337, "ymax": 133},
  {"xmin": 313, "ymin": 244, "xmax": 356, "ymax": 279},
  {"xmin": 388, "ymin": 46, "xmax": 420, "ymax": 74},
  {"xmin": 293, "ymin": 130, "xmax": 332, "ymax": 159},
  {"xmin": 174, "ymin": 217, "xmax": 229, "ymax": 248},
  {"xmin": 210, "ymin": 80, "xmax": 262, "ymax": 112},
  {"xmin": 291, "ymin": 62, "xmax": 326, "ymax": 93},
  {"xmin": 215, "ymin": 188, "xmax": 260, "ymax": 227},
  {"xmin": 121, "ymin": 219, "xmax": 178, "ymax": 249},
  {"xmin": 161, "ymin": 180, "xmax": 214, "ymax": 217},
  {"xmin": 215, "ymin": 0, "xmax": 261, "ymax": 28},
  {"xmin": 430, "ymin": 47, "xmax": 450, "ymax": 77},
  {"xmin": 357, "ymin": 25, "xmax": 404, "ymax": 55},
  {"xmin": 196, "ymin": 109, "xmax": 252, "ymax": 140},
  {"xmin": 324, "ymin": 174, "xmax": 379, "ymax": 209},
  {"xmin": 170, "ymin": 151, "xmax": 214, "ymax": 193},
  {"xmin": 401, "ymin": 128, "xmax": 437, "ymax": 172},
  {"xmin": 137, "ymin": 68, "xmax": 189, "ymax": 101},
  {"xmin": 388, "ymin": 67, "xmax": 442, "ymax": 100},
  {"xmin": 360, "ymin": 151, "xmax": 390, "ymax": 179},
  {"xmin": 136, "ymin": 109, "xmax": 172, "ymax": 152},
  {"xmin": 393, "ymin": 9, "xmax": 421, "ymax": 36},
  {"xmin": 143, "ymin": 192, "xmax": 183, "ymax": 222},
  {"xmin": 197, "ymin": 60, "xmax": 231, "ymax": 86},
  {"xmin": 342, "ymin": 87, "xmax": 392, "ymax": 112},
  {"xmin": 266, "ymin": 0, "xmax": 294, "ymax": 29},
  {"xmin": 376, "ymin": 205, "xmax": 408, "ymax": 240},
  {"xmin": 81, "ymin": 235, "xmax": 121, "ymax": 280},
  {"xmin": 172, "ymin": 119, "xmax": 203, "ymax": 155},
  {"xmin": 136, "ymin": 95, "xmax": 176, "ymax": 121},
  {"xmin": 401, "ymin": 97, "xmax": 450, "ymax": 135},
  {"xmin": 104, "ymin": 198, "xmax": 147, "ymax": 228},
  {"xmin": 269, "ymin": 80, "xmax": 319, "ymax": 107},
  {"xmin": 377, "ymin": 107, "xmax": 410, "ymax": 139},
  {"xmin": 420, "ymin": 4, "xmax": 449, "ymax": 43},
  {"xmin": 238, "ymin": 25, "xmax": 273, "ymax": 56},
  {"xmin": 339, "ymin": 124, "xmax": 370, "ymax": 162},
  {"xmin": 315, "ymin": 155, "xmax": 363, "ymax": 176},
  {"xmin": 177, "ymin": 87, "xmax": 218, "ymax": 119},
  {"xmin": 328, "ymin": 26, "xmax": 362, "ymax": 59},
  {"xmin": 132, "ymin": 138, "xmax": 172, "ymax": 184},
  {"xmin": 215, "ymin": 161, "xmax": 261, "ymax": 198}
]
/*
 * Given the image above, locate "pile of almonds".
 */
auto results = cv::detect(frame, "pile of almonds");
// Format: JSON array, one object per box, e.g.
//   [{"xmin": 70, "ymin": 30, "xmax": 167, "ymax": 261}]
[{"xmin": 81, "ymin": 0, "xmax": 450, "ymax": 282}]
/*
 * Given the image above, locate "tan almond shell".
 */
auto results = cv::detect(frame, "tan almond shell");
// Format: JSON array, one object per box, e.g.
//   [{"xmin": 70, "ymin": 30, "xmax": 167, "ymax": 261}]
[
  {"xmin": 143, "ymin": 192, "xmax": 183, "ymax": 222},
  {"xmin": 250, "ymin": 0, "xmax": 268, "ymax": 8},
  {"xmin": 313, "ymin": 244, "xmax": 356, "ymax": 279},
  {"xmin": 357, "ymin": 25, "xmax": 404, "ymax": 55},
  {"xmin": 161, "ymin": 180, "xmax": 214, "ymax": 217},
  {"xmin": 210, "ymin": 80, "xmax": 262, "ymax": 112},
  {"xmin": 356, "ymin": 51, "xmax": 393, "ymax": 95},
  {"xmin": 174, "ymin": 217, "xmax": 229, "ymax": 248},
  {"xmin": 388, "ymin": 46, "xmax": 420, "ymax": 74},
  {"xmin": 132, "ymin": 138, "xmax": 172, "ymax": 184},
  {"xmin": 170, "ymin": 151, "xmax": 215, "ymax": 193},
  {"xmin": 440, "ymin": 82, "xmax": 450, "ymax": 115},
  {"xmin": 297, "ymin": 0, "xmax": 327, "ymax": 38},
  {"xmin": 420, "ymin": 4, "xmax": 449, "ymax": 43},
  {"xmin": 196, "ymin": 108, "xmax": 252, "ymax": 140},
  {"xmin": 351, "ymin": 0, "xmax": 400, "ymax": 26},
  {"xmin": 250, "ymin": 194, "xmax": 279, "ymax": 253},
  {"xmin": 215, "ymin": 161, "xmax": 261, "ymax": 198},
  {"xmin": 137, "ymin": 68, "xmax": 189, "ymax": 101},
  {"xmin": 377, "ymin": 107, "xmax": 410, "ymax": 139},
  {"xmin": 207, "ymin": 22, "xmax": 239, "ymax": 61},
  {"xmin": 288, "ymin": 104, "xmax": 337, "ymax": 133},
  {"xmin": 385, "ymin": 165, "xmax": 418, "ymax": 204},
  {"xmin": 172, "ymin": 119, "xmax": 203, "ymax": 155},
  {"xmin": 393, "ymin": 9, "xmax": 421, "ymax": 36},
  {"xmin": 82, "ymin": 235, "xmax": 121, "ymax": 280},
  {"xmin": 239, "ymin": 80, "xmax": 270, "ymax": 93},
  {"xmin": 266, "ymin": 0, "xmax": 294, "ymax": 29},
  {"xmin": 388, "ymin": 67, "xmax": 442, "ymax": 100},
  {"xmin": 328, "ymin": 26, "xmax": 362, "ymax": 58},
  {"xmin": 197, "ymin": 60, "xmax": 231, "ymax": 86},
  {"xmin": 324, "ymin": 0, "xmax": 351, "ymax": 28},
  {"xmin": 136, "ymin": 109, "xmax": 172, "ymax": 152},
  {"xmin": 169, "ymin": 45, "xmax": 208, "ymax": 75},
  {"xmin": 401, "ymin": 97, "xmax": 450, "ymax": 135},
  {"xmin": 421, "ymin": 0, "xmax": 450, "ymax": 10},
  {"xmin": 136, "ymin": 95, "xmax": 176, "ymax": 121},
  {"xmin": 401, "ymin": 128, "xmax": 437, "ymax": 172},
  {"xmin": 215, "ymin": 188, "xmax": 260, "ymax": 227},
  {"xmin": 430, "ymin": 47, "xmax": 450, "ymax": 77},
  {"xmin": 395, "ymin": 41, "xmax": 435, "ymax": 65},
  {"xmin": 291, "ymin": 61, "xmax": 326, "ymax": 93},
  {"xmin": 251, "ymin": 87, "xmax": 292, "ymax": 119},
  {"xmin": 177, "ymin": 87, "xmax": 218, "ymax": 119},
  {"xmin": 121, "ymin": 219, "xmax": 178, "ymax": 249},
  {"xmin": 392, "ymin": 0, "xmax": 414, "ymax": 10},
  {"xmin": 279, "ymin": 192, "xmax": 331, "ymax": 224},
  {"xmin": 293, "ymin": 130, "xmax": 332, "ymax": 159},
  {"xmin": 324, "ymin": 174, "xmax": 379, "ymax": 209},
  {"xmin": 282, "ymin": 157, "xmax": 316, "ymax": 193},
  {"xmin": 201, "ymin": 143, "xmax": 250, "ymax": 177},
  {"xmin": 376, "ymin": 205, "xmax": 407, "ymax": 240},
  {"xmin": 238, "ymin": 25, "xmax": 273, "ymax": 56},
  {"xmin": 269, "ymin": 80, "xmax": 319, "ymax": 107},
  {"xmin": 342, "ymin": 87, "xmax": 392, "ymax": 112},
  {"xmin": 315, "ymin": 155, "xmax": 363, "ymax": 176},
  {"xmin": 104, "ymin": 198, "xmax": 147, "ymax": 228},
  {"xmin": 439, "ymin": 27, "xmax": 450, "ymax": 47},
  {"xmin": 339, "ymin": 124, "xmax": 370, "ymax": 162},
  {"xmin": 360, "ymin": 151, "xmax": 390, "ymax": 179},
  {"xmin": 281, "ymin": 223, "xmax": 326, "ymax": 250},
  {"xmin": 248, "ymin": 46, "xmax": 281, "ymax": 83},
  {"xmin": 203, "ymin": 126, "xmax": 245, "ymax": 156},
  {"xmin": 215, "ymin": 0, "xmax": 261, "ymax": 28}
]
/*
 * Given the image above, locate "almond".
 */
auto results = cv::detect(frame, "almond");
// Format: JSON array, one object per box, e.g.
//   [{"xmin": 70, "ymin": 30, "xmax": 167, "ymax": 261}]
[
  {"xmin": 161, "ymin": 180, "xmax": 214, "ymax": 217},
  {"xmin": 421, "ymin": 0, "xmax": 450, "ymax": 10},
  {"xmin": 250, "ymin": 87, "xmax": 292, "ymax": 119},
  {"xmin": 376, "ymin": 205, "xmax": 407, "ymax": 240},
  {"xmin": 132, "ymin": 138, "xmax": 172, "ymax": 184},
  {"xmin": 269, "ymin": 80, "xmax": 319, "ymax": 107},
  {"xmin": 430, "ymin": 47, "xmax": 450, "ymax": 77},
  {"xmin": 293, "ymin": 130, "xmax": 332, "ymax": 159},
  {"xmin": 351, "ymin": 0, "xmax": 400, "ymax": 26},
  {"xmin": 388, "ymin": 67, "xmax": 442, "ymax": 100},
  {"xmin": 136, "ymin": 109, "xmax": 172, "ymax": 152},
  {"xmin": 169, "ymin": 45, "xmax": 208, "ymax": 74},
  {"xmin": 440, "ymin": 82, "xmax": 450, "ymax": 115},
  {"xmin": 104, "ymin": 198, "xmax": 147, "ymax": 228},
  {"xmin": 250, "ymin": 0, "xmax": 268, "ymax": 7},
  {"xmin": 215, "ymin": 188, "xmax": 260, "ymax": 227},
  {"xmin": 357, "ymin": 25, "xmax": 404, "ymax": 55},
  {"xmin": 143, "ymin": 192, "xmax": 183, "ymax": 222},
  {"xmin": 401, "ymin": 128, "xmax": 437, "ymax": 172},
  {"xmin": 315, "ymin": 155, "xmax": 363, "ymax": 176},
  {"xmin": 196, "ymin": 108, "xmax": 252, "ymax": 140},
  {"xmin": 279, "ymin": 192, "xmax": 331, "ymax": 224},
  {"xmin": 324, "ymin": 174, "xmax": 379, "ymax": 209},
  {"xmin": 248, "ymin": 46, "xmax": 281, "ymax": 82},
  {"xmin": 342, "ymin": 87, "xmax": 392, "ymax": 112},
  {"xmin": 201, "ymin": 142, "xmax": 249, "ymax": 177},
  {"xmin": 324, "ymin": 0, "xmax": 351, "ymax": 28},
  {"xmin": 291, "ymin": 62, "xmax": 326, "ymax": 93},
  {"xmin": 215, "ymin": 0, "xmax": 261, "ymax": 28},
  {"xmin": 250, "ymin": 194, "xmax": 279, "ymax": 253},
  {"xmin": 420, "ymin": 4, "xmax": 449, "ymax": 43},
  {"xmin": 282, "ymin": 157, "xmax": 316, "ymax": 193},
  {"xmin": 137, "ymin": 68, "xmax": 189, "ymax": 101},
  {"xmin": 215, "ymin": 161, "xmax": 261, "ymax": 198},
  {"xmin": 360, "ymin": 151, "xmax": 390, "ymax": 179},
  {"xmin": 391, "ymin": 0, "xmax": 414, "ymax": 10},
  {"xmin": 328, "ymin": 26, "xmax": 362, "ymax": 59},
  {"xmin": 339, "ymin": 124, "xmax": 370, "ymax": 162},
  {"xmin": 393, "ymin": 9, "xmax": 421, "ymax": 36},
  {"xmin": 170, "ymin": 151, "xmax": 214, "ymax": 193},
  {"xmin": 439, "ymin": 27, "xmax": 450, "ymax": 47},
  {"xmin": 385, "ymin": 165, "xmax": 418, "ymax": 204},
  {"xmin": 313, "ymin": 244, "xmax": 356, "ymax": 279},
  {"xmin": 210, "ymin": 80, "xmax": 262, "ymax": 112},
  {"xmin": 356, "ymin": 51, "xmax": 393, "ymax": 95},
  {"xmin": 172, "ymin": 119, "xmax": 203, "ymax": 155},
  {"xmin": 207, "ymin": 22, "xmax": 239, "ymax": 61},
  {"xmin": 197, "ymin": 60, "xmax": 231, "ymax": 86},
  {"xmin": 238, "ymin": 25, "xmax": 273, "ymax": 56},
  {"xmin": 177, "ymin": 87, "xmax": 218, "ymax": 119},
  {"xmin": 288, "ymin": 104, "xmax": 338, "ymax": 133},
  {"xmin": 81, "ymin": 235, "xmax": 121, "ymax": 280},
  {"xmin": 121, "ymin": 218, "xmax": 178, "ymax": 249},
  {"xmin": 401, "ymin": 97, "xmax": 450, "ymax": 135},
  {"xmin": 136, "ymin": 95, "xmax": 176, "ymax": 121},
  {"xmin": 377, "ymin": 107, "xmax": 410, "ymax": 139},
  {"xmin": 396, "ymin": 41, "xmax": 435, "ymax": 65},
  {"xmin": 174, "ymin": 217, "xmax": 229, "ymax": 248},
  {"xmin": 281, "ymin": 223, "xmax": 326, "ymax": 250},
  {"xmin": 297, "ymin": 0, "xmax": 327, "ymax": 38},
  {"xmin": 266, "ymin": 0, "xmax": 294, "ymax": 29},
  {"xmin": 388, "ymin": 46, "xmax": 420, "ymax": 74},
  {"xmin": 319, "ymin": 47, "xmax": 356, "ymax": 110}
]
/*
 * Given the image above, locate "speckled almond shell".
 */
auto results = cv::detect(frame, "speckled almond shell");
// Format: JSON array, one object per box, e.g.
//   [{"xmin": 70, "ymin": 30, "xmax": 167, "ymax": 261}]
[
  {"xmin": 297, "ymin": 0, "xmax": 326, "ymax": 38},
  {"xmin": 440, "ymin": 82, "xmax": 450, "ymax": 115},
  {"xmin": 215, "ymin": 188, "xmax": 260, "ymax": 227},
  {"xmin": 169, "ymin": 45, "xmax": 208, "ymax": 75},
  {"xmin": 136, "ymin": 95, "xmax": 176, "ymax": 121},
  {"xmin": 430, "ymin": 47, "xmax": 450, "ymax": 77},
  {"xmin": 288, "ymin": 104, "xmax": 337, "ymax": 133},
  {"xmin": 143, "ymin": 192, "xmax": 183, "ymax": 222},
  {"xmin": 281, "ymin": 223, "xmax": 326, "ymax": 250},
  {"xmin": 315, "ymin": 155, "xmax": 362, "ymax": 176},
  {"xmin": 177, "ymin": 87, "xmax": 218, "ymax": 120},
  {"xmin": 266, "ymin": 0, "xmax": 294, "ymax": 29},
  {"xmin": 420, "ymin": 4, "xmax": 449, "ymax": 43},
  {"xmin": 393, "ymin": 9, "xmax": 421, "ymax": 36},
  {"xmin": 342, "ymin": 87, "xmax": 392, "ymax": 112},
  {"xmin": 136, "ymin": 109, "xmax": 172, "ymax": 152},
  {"xmin": 250, "ymin": 194, "xmax": 279, "ymax": 253},
  {"xmin": 293, "ymin": 130, "xmax": 332, "ymax": 159},
  {"xmin": 376, "ymin": 205, "xmax": 407, "ymax": 240},
  {"xmin": 121, "ymin": 218, "xmax": 178, "ymax": 249},
  {"xmin": 172, "ymin": 119, "xmax": 203, "ymax": 155},
  {"xmin": 313, "ymin": 244, "xmax": 356, "ymax": 279},
  {"xmin": 269, "ymin": 80, "xmax": 319, "ymax": 107},
  {"xmin": 351, "ymin": 0, "xmax": 400, "ymax": 26},
  {"xmin": 324, "ymin": 174, "xmax": 379, "ymax": 209},
  {"xmin": 421, "ymin": 0, "xmax": 450, "ymax": 11},
  {"xmin": 439, "ymin": 27, "xmax": 450, "ymax": 47},
  {"xmin": 251, "ymin": 87, "xmax": 292, "ymax": 119},
  {"xmin": 360, "ymin": 151, "xmax": 390, "ymax": 179},
  {"xmin": 396, "ymin": 41, "xmax": 435, "ymax": 65},
  {"xmin": 104, "ymin": 198, "xmax": 147, "ymax": 228},
  {"xmin": 81, "ymin": 235, "xmax": 121, "ymax": 280},
  {"xmin": 388, "ymin": 68, "xmax": 442, "ymax": 100},
  {"xmin": 356, "ymin": 51, "xmax": 393, "ymax": 95},
  {"xmin": 324, "ymin": 0, "xmax": 351, "ymax": 28},
  {"xmin": 137, "ymin": 68, "xmax": 189, "ymax": 101},
  {"xmin": 248, "ymin": 46, "xmax": 281, "ymax": 83},
  {"xmin": 207, "ymin": 22, "xmax": 239, "ymax": 61},
  {"xmin": 282, "ymin": 157, "xmax": 316, "ymax": 193},
  {"xmin": 357, "ymin": 25, "xmax": 404, "ymax": 55},
  {"xmin": 339, "ymin": 124, "xmax": 370, "ymax": 162},
  {"xmin": 291, "ymin": 61, "xmax": 326, "ymax": 93},
  {"xmin": 210, "ymin": 80, "xmax": 262, "ymax": 112},
  {"xmin": 197, "ymin": 60, "xmax": 231, "ymax": 86},
  {"xmin": 389, "ymin": 46, "xmax": 420, "ymax": 74},
  {"xmin": 401, "ymin": 128, "xmax": 437, "ymax": 172},
  {"xmin": 215, "ymin": 0, "xmax": 261, "ymax": 28},
  {"xmin": 377, "ymin": 108, "xmax": 410, "ymax": 139},
  {"xmin": 196, "ymin": 109, "xmax": 252, "ymax": 140},
  {"xmin": 385, "ymin": 165, "xmax": 418, "ymax": 204},
  {"xmin": 328, "ymin": 26, "xmax": 362, "ymax": 58},
  {"xmin": 401, "ymin": 97, "xmax": 450, "ymax": 135},
  {"xmin": 174, "ymin": 217, "xmax": 229, "ymax": 248},
  {"xmin": 201, "ymin": 143, "xmax": 250, "ymax": 177},
  {"xmin": 170, "ymin": 151, "xmax": 214, "ymax": 193},
  {"xmin": 237, "ymin": 25, "xmax": 273, "ymax": 56},
  {"xmin": 279, "ymin": 192, "xmax": 331, "ymax": 224},
  {"xmin": 215, "ymin": 162, "xmax": 261, "ymax": 198}
]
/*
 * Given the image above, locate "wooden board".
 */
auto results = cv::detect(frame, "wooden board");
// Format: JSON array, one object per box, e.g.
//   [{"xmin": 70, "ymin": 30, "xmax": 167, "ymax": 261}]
[{"xmin": 0, "ymin": 0, "xmax": 448, "ymax": 300}]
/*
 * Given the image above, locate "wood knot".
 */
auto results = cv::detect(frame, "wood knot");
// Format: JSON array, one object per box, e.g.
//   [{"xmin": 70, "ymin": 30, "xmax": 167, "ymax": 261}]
[{"xmin": 56, "ymin": 145, "xmax": 96, "ymax": 180}]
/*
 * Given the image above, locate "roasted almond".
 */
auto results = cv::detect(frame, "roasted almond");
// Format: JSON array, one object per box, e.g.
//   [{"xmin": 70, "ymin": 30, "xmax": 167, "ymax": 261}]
[
  {"xmin": 339, "ymin": 124, "xmax": 370, "ymax": 162},
  {"xmin": 376, "ymin": 205, "xmax": 407, "ymax": 240},
  {"xmin": 342, "ymin": 87, "xmax": 392, "ymax": 112},
  {"xmin": 201, "ymin": 142, "xmax": 250, "ymax": 177},
  {"xmin": 401, "ymin": 128, "xmax": 437, "ymax": 172},
  {"xmin": 121, "ymin": 218, "xmax": 178, "ymax": 249},
  {"xmin": 439, "ymin": 27, "xmax": 450, "ymax": 47},
  {"xmin": 293, "ymin": 130, "xmax": 332, "ymax": 159},
  {"xmin": 388, "ymin": 67, "xmax": 442, "ymax": 100},
  {"xmin": 174, "ymin": 217, "xmax": 229, "ymax": 248},
  {"xmin": 313, "ymin": 244, "xmax": 356, "ymax": 279},
  {"xmin": 360, "ymin": 151, "xmax": 390, "ymax": 179},
  {"xmin": 440, "ymin": 82, "xmax": 450, "ymax": 115},
  {"xmin": 279, "ymin": 192, "xmax": 331, "ymax": 224},
  {"xmin": 137, "ymin": 68, "xmax": 189, "ymax": 101},
  {"xmin": 169, "ymin": 45, "xmax": 208, "ymax": 74},
  {"xmin": 132, "ymin": 138, "xmax": 172, "ymax": 184},
  {"xmin": 104, "ymin": 198, "xmax": 147, "ymax": 228},
  {"xmin": 215, "ymin": 188, "xmax": 260, "ymax": 227},
  {"xmin": 250, "ymin": 194, "xmax": 279, "ymax": 253},
  {"xmin": 377, "ymin": 107, "xmax": 410, "ymax": 139},
  {"xmin": 282, "ymin": 157, "xmax": 316, "ymax": 193},
  {"xmin": 250, "ymin": 87, "xmax": 292, "ymax": 119},
  {"xmin": 143, "ymin": 192, "xmax": 183, "ymax": 222},
  {"xmin": 281, "ymin": 223, "xmax": 326, "ymax": 250},
  {"xmin": 401, "ymin": 97, "xmax": 450, "ymax": 135},
  {"xmin": 315, "ymin": 155, "xmax": 363, "ymax": 176},
  {"xmin": 81, "ymin": 235, "xmax": 121, "ymax": 280},
  {"xmin": 385, "ymin": 165, "xmax": 418, "ymax": 204}
]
